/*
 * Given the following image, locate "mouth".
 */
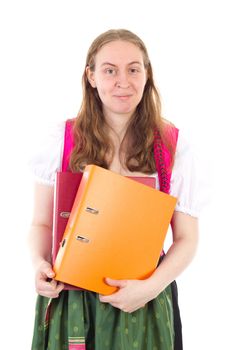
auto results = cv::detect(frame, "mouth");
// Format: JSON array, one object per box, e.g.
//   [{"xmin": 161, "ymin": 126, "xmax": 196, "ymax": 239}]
[{"xmin": 113, "ymin": 95, "xmax": 132, "ymax": 100}]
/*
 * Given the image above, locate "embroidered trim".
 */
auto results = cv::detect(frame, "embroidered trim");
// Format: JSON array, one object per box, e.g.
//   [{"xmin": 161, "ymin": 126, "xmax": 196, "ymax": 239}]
[{"xmin": 68, "ymin": 336, "xmax": 86, "ymax": 350}]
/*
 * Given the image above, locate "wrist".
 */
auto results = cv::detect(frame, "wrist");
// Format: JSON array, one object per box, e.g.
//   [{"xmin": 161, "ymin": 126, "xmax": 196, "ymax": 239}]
[
  {"xmin": 140, "ymin": 277, "xmax": 160, "ymax": 302},
  {"xmin": 143, "ymin": 267, "xmax": 168, "ymax": 300}
]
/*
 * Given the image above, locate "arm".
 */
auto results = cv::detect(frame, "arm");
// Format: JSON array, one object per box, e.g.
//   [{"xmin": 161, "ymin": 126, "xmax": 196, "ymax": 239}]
[
  {"xmin": 145, "ymin": 211, "xmax": 199, "ymax": 299},
  {"xmin": 28, "ymin": 183, "xmax": 64, "ymax": 298},
  {"xmin": 99, "ymin": 211, "xmax": 199, "ymax": 312},
  {"xmin": 29, "ymin": 183, "xmax": 54, "ymax": 267}
]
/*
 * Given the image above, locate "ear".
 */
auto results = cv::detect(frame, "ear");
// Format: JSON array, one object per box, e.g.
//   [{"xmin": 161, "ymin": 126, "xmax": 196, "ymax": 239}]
[{"xmin": 86, "ymin": 66, "xmax": 96, "ymax": 88}]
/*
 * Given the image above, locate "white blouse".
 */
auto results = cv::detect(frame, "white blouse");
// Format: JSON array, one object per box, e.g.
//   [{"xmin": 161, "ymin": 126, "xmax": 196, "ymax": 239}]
[{"xmin": 28, "ymin": 120, "xmax": 207, "ymax": 218}]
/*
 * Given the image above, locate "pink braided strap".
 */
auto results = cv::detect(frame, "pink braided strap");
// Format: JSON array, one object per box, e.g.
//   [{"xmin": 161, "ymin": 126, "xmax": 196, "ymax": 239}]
[{"xmin": 154, "ymin": 126, "xmax": 179, "ymax": 194}]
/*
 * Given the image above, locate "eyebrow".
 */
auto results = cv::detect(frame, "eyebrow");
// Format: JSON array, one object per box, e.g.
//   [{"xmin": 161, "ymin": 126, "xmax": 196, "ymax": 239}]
[{"xmin": 101, "ymin": 61, "xmax": 143, "ymax": 67}]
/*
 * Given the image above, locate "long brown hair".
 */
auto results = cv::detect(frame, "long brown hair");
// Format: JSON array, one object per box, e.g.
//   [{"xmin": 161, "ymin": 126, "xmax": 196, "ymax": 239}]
[{"xmin": 70, "ymin": 29, "xmax": 176, "ymax": 173}]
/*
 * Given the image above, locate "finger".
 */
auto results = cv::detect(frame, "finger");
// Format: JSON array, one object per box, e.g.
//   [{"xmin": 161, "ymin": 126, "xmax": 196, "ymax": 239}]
[
  {"xmin": 99, "ymin": 295, "xmax": 112, "ymax": 303},
  {"xmin": 37, "ymin": 281, "xmax": 64, "ymax": 298},
  {"xmin": 37, "ymin": 268, "xmax": 55, "ymax": 281},
  {"xmin": 38, "ymin": 290, "xmax": 60, "ymax": 298},
  {"xmin": 37, "ymin": 279, "xmax": 58, "ymax": 292},
  {"xmin": 49, "ymin": 280, "xmax": 64, "ymax": 294},
  {"xmin": 109, "ymin": 302, "xmax": 125, "ymax": 311},
  {"xmin": 56, "ymin": 282, "xmax": 65, "ymax": 293},
  {"xmin": 37, "ymin": 261, "xmax": 55, "ymax": 278},
  {"xmin": 99, "ymin": 294, "xmax": 119, "ymax": 304},
  {"xmin": 44, "ymin": 267, "xmax": 55, "ymax": 279},
  {"xmin": 105, "ymin": 278, "xmax": 127, "ymax": 288}
]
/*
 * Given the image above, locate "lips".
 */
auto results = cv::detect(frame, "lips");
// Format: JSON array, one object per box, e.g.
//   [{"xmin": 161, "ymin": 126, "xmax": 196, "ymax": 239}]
[{"xmin": 113, "ymin": 95, "xmax": 132, "ymax": 100}]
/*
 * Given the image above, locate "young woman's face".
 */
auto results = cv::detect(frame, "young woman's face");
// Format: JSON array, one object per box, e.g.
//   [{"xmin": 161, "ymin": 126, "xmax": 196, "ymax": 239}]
[{"xmin": 87, "ymin": 40, "xmax": 147, "ymax": 119}]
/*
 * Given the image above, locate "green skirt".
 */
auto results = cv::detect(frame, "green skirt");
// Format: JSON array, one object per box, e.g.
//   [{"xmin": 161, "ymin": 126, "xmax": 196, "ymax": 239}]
[{"xmin": 31, "ymin": 282, "xmax": 181, "ymax": 350}]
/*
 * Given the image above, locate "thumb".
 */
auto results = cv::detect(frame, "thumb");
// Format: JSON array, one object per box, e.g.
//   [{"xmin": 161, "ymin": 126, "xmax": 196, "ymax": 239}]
[
  {"xmin": 105, "ymin": 277, "xmax": 127, "ymax": 288},
  {"xmin": 41, "ymin": 262, "xmax": 55, "ymax": 278},
  {"xmin": 46, "ymin": 267, "xmax": 55, "ymax": 278}
]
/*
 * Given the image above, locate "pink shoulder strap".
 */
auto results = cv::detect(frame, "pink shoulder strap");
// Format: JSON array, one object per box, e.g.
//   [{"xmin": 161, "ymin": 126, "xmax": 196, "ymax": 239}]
[
  {"xmin": 62, "ymin": 119, "xmax": 75, "ymax": 172},
  {"xmin": 62, "ymin": 119, "xmax": 179, "ymax": 194}
]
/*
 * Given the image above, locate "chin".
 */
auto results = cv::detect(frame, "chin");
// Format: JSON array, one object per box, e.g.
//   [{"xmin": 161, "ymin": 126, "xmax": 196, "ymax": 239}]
[
  {"xmin": 115, "ymin": 109, "xmax": 135, "ymax": 116},
  {"xmin": 113, "ymin": 104, "xmax": 136, "ymax": 114}
]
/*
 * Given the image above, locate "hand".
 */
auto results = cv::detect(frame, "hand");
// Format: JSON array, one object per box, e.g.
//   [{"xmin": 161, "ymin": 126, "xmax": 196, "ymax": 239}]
[
  {"xmin": 99, "ymin": 277, "xmax": 154, "ymax": 313},
  {"xmin": 35, "ymin": 260, "xmax": 64, "ymax": 298}
]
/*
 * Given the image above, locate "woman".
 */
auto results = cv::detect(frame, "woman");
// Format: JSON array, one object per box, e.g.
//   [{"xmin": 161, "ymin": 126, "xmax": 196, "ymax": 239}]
[{"xmin": 29, "ymin": 29, "xmax": 199, "ymax": 350}]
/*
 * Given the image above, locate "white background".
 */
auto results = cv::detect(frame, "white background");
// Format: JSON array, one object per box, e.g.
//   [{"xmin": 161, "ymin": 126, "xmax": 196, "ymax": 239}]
[{"xmin": 0, "ymin": 0, "xmax": 232, "ymax": 348}]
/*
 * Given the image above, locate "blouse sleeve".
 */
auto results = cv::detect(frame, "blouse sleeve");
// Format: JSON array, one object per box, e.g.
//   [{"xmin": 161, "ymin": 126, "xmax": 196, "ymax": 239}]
[
  {"xmin": 170, "ymin": 131, "xmax": 208, "ymax": 218},
  {"xmin": 28, "ymin": 121, "xmax": 65, "ymax": 186}
]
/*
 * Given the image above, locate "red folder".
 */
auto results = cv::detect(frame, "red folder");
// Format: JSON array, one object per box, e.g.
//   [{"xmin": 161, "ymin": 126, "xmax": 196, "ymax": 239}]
[
  {"xmin": 52, "ymin": 172, "xmax": 83, "ymax": 265},
  {"xmin": 52, "ymin": 171, "xmax": 156, "ymax": 290}
]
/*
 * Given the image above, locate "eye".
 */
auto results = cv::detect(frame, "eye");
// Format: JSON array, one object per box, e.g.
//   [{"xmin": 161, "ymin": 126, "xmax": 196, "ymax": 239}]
[
  {"xmin": 105, "ymin": 68, "xmax": 117, "ymax": 75},
  {"xmin": 129, "ymin": 67, "xmax": 140, "ymax": 74}
]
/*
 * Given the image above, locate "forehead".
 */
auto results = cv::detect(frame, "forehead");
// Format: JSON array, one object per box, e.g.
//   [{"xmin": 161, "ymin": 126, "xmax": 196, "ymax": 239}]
[{"xmin": 94, "ymin": 40, "xmax": 144, "ymax": 66}]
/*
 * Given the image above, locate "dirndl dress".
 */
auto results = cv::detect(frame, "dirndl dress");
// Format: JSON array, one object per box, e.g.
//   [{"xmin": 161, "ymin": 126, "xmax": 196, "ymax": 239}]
[{"xmin": 31, "ymin": 121, "xmax": 183, "ymax": 349}]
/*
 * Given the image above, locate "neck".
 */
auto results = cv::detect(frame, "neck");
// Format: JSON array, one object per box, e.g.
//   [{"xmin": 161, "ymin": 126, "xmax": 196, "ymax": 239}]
[{"xmin": 104, "ymin": 111, "xmax": 133, "ymax": 143}]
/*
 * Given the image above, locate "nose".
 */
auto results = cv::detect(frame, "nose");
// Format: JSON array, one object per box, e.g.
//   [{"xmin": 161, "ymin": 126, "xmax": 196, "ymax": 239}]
[{"xmin": 116, "ymin": 71, "xmax": 130, "ymax": 88}]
